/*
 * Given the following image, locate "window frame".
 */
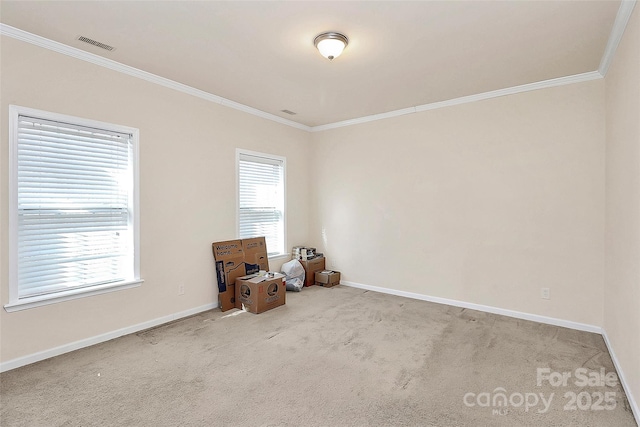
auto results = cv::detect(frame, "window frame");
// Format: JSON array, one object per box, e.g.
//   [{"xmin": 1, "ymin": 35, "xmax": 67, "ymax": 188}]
[
  {"xmin": 236, "ymin": 148, "xmax": 287, "ymax": 258},
  {"xmin": 5, "ymin": 105, "xmax": 142, "ymax": 312}
]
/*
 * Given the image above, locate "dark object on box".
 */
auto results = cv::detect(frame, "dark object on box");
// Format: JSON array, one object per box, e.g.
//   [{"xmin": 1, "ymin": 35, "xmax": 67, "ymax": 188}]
[
  {"xmin": 300, "ymin": 256, "xmax": 325, "ymax": 287},
  {"xmin": 243, "ymin": 237, "xmax": 269, "ymax": 272},
  {"xmin": 236, "ymin": 273, "xmax": 286, "ymax": 314},
  {"xmin": 212, "ymin": 237, "xmax": 270, "ymax": 312},
  {"xmin": 315, "ymin": 270, "xmax": 341, "ymax": 288}
]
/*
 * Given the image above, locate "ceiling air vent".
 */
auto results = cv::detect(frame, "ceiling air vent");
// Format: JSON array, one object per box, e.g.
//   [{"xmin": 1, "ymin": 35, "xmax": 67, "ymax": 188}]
[
  {"xmin": 280, "ymin": 110, "xmax": 297, "ymax": 115},
  {"xmin": 76, "ymin": 35, "xmax": 116, "ymax": 52}
]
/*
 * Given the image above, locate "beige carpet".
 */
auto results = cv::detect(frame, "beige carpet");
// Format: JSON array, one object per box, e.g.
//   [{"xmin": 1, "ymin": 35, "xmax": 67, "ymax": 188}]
[{"xmin": 0, "ymin": 285, "xmax": 637, "ymax": 426}]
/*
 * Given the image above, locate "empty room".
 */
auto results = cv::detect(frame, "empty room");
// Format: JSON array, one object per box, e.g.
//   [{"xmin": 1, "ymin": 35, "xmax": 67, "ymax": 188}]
[{"xmin": 0, "ymin": 1, "xmax": 639, "ymax": 426}]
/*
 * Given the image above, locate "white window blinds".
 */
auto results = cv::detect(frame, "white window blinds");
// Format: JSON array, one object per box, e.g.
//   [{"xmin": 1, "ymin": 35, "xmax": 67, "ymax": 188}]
[
  {"xmin": 16, "ymin": 114, "xmax": 135, "ymax": 299},
  {"xmin": 238, "ymin": 152, "xmax": 285, "ymax": 256}
]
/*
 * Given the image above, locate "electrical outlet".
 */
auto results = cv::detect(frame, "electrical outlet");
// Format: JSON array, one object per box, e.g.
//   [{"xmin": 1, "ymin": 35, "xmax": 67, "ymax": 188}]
[
  {"xmin": 541, "ymin": 287, "xmax": 550, "ymax": 300},
  {"xmin": 178, "ymin": 284, "xmax": 185, "ymax": 296}
]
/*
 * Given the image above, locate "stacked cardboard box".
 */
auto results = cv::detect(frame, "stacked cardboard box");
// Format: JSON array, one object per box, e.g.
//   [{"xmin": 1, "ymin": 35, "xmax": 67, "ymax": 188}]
[
  {"xmin": 236, "ymin": 273, "xmax": 286, "ymax": 314},
  {"xmin": 212, "ymin": 237, "xmax": 270, "ymax": 312},
  {"xmin": 300, "ymin": 256, "xmax": 325, "ymax": 287}
]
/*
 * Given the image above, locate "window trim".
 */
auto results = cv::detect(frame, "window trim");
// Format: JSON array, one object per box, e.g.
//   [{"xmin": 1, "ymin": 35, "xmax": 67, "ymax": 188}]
[
  {"xmin": 236, "ymin": 148, "xmax": 287, "ymax": 258},
  {"xmin": 5, "ymin": 105, "xmax": 142, "ymax": 312}
]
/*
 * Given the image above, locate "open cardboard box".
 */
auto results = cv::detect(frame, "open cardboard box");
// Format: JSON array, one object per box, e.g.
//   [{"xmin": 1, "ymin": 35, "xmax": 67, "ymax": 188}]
[{"xmin": 315, "ymin": 270, "xmax": 341, "ymax": 288}]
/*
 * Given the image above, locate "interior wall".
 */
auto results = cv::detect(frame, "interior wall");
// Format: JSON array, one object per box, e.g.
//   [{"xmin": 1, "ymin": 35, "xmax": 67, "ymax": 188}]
[
  {"xmin": 604, "ymin": 4, "xmax": 640, "ymax": 413},
  {"xmin": 2, "ymin": 17, "xmax": 632, "ymax": 381},
  {"xmin": 0, "ymin": 36, "xmax": 311, "ymax": 364},
  {"xmin": 310, "ymin": 80, "xmax": 606, "ymax": 327}
]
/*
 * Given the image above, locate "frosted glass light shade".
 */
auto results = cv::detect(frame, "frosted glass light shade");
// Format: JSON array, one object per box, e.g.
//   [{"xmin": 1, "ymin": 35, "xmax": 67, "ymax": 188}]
[{"xmin": 314, "ymin": 32, "xmax": 348, "ymax": 61}]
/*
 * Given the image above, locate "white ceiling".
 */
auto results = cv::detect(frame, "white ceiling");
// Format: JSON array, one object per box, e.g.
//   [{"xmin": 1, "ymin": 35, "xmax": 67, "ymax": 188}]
[{"xmin": 0, "ymin": 1, "xmax": 622, "ymax": 127}]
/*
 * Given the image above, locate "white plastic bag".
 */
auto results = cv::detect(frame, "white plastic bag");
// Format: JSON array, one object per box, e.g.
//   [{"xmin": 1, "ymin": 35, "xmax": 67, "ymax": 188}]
[{"xmin": 281, "ymin": 259, "xmax": 305, "ymax": 292}]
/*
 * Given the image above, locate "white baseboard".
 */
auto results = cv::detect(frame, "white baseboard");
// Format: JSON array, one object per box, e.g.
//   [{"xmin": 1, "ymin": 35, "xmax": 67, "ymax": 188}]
[
  {"xmin": 341, "ymin": 280, "xmax": 602, "ymax": 333},
  {"xmin": 602, "ymin": 329, "xmax": 640, "ymax": 425},
  {"xmin": 0, "ymin": 302, "xmax": 218, "ymax": 373},
  {"xmin": 341, "ymin": 280, "xmax": 639, "ymax": 425}
]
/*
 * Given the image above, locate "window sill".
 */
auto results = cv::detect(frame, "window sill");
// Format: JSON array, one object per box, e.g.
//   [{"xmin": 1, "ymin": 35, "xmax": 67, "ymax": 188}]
[
  {"xmin": 4, "ymin": 279, "xmax": 144, "ymax": 312},
  {"xmin": 268, "ymin": 253, "xmax": 290, "ymax": 261}
]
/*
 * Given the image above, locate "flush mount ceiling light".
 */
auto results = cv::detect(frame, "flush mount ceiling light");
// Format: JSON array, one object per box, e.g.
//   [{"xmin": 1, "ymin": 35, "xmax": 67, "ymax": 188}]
[{"xmin": 314, "ymin": 32, "xmax": 348, "ymax": 61}]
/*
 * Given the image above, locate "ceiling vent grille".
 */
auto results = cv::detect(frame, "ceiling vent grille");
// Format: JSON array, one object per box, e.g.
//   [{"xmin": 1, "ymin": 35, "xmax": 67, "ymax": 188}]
[
  {"xmin": 280, "ymin": 109, "xmax": 297, "ymax": 115},
  {"xmin": 76, "ymin": 35, "xmax": 116, "ymax": 52}
]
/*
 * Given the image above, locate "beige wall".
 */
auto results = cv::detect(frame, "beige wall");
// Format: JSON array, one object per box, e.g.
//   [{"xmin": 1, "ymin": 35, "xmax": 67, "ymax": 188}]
[
  {"xmin": 0, "ymin": 36, "xmax": 311, "ymax": 363},
  {"xmin": 604, "ymin": 5, "xmax": 640, "ymax": 413},
  {"xmin": 310, "ymin": 80, "xmax": 606, "ymax": 327}
]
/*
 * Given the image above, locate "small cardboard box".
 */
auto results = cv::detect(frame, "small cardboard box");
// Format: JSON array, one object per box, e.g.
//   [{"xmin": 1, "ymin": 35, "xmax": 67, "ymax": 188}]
[
  {"xmin": 242, "ymin": 237, "xmax": 270, "ymax": 272},
  {"xmin": 300, "ymin": 256, "xmax": 326, "ymax": 287},
  {"xmin": 212, "ymin": 240, "xmax": 246, "ymax": 312},
  {"xmin": 315, "ymin": 270, "xmax": 341, "ymax": 288},
  {"xmin": 236, "ymin": 273, "xmax": 286, "ymax": 314}
]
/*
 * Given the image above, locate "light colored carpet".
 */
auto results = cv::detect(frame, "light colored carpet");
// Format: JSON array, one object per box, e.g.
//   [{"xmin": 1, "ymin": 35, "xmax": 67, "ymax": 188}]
[{"xmin": 1, "ymin": 285, "xmax": 637, "ymax": 427}]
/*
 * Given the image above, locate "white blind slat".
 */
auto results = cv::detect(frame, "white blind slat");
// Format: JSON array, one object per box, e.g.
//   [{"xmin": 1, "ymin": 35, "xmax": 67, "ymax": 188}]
[
  {"xmin": 16, "ymin": 113, "xmax": 134, "ymax": 299},
  {"xmin": 238, "ymin": 153, "xmax": 284, "ymax": 255}
]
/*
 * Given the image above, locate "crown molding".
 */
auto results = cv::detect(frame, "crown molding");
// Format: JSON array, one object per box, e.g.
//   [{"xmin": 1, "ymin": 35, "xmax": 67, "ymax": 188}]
[
  {"xmin": 0, "ymin": 24, "xmax": 311, "ymax": 132},
  {"xmin": 311, "ymin": 71, "xmax": 602, "ymax": 132},
  {"xmin": 599, "ymin": 0, "xmax": 637, "ymax": 77},
  {"xmin": 1, "ymin": 7, "xmax": 626, "ymax": 135},
  {"xmin": 311, "ymin": 107, "xmax": 418, "ymax": 132}
]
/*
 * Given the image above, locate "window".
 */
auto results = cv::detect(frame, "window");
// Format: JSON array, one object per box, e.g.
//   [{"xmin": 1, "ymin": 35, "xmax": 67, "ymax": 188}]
[
  {"xmin": 6, "ymin": 106, "xmax": 141, "ymax": 311},
  {"xmin": 237, "ymin": 149, "xmax": 286, "ymax": 256}
]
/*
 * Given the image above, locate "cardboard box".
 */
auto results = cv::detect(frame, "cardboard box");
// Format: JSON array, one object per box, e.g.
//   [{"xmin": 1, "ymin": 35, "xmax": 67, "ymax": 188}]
[
  {"xmin": 236, "ymin": 273, "xmax": 286, "ymax": 314},
  {"xmin": 212, "ymin": 240, "xmax": 246, "ymax": 312},
  {"xmin": 242, "ymin": 237, "xmax": 270, "ymax": 272},
  {"xmin": 315, "ymin": 270, "xmax": 341, "ymax": 288},
  {"xmin": 212, "ymin": 237, "xmax": 270, "ymax": 312},
  {"xmin": 300, "ymin": 256, "xmax": 325, "ymax": 287}
]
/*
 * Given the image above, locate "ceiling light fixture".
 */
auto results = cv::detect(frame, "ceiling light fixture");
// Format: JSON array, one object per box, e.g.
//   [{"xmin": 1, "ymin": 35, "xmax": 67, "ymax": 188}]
[{"xmin": 314, "ymin": 32, "xmax": 348, "ymax": 61}]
